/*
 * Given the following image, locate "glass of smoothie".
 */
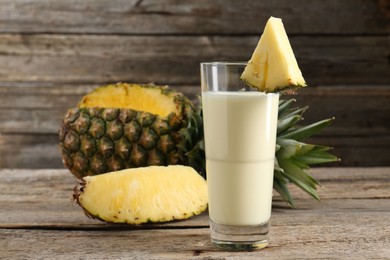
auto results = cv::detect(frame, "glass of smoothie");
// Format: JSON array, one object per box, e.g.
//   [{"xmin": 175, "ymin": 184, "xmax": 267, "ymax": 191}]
[{"xmin": 201, "ymin": 62, "xmax": 279, "ymax": 250}]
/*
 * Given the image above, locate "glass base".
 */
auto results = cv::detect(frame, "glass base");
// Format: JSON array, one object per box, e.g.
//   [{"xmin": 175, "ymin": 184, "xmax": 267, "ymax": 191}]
[{"xmin": 210, "ymin": 219, "xmax": 269, "ymax": 251}]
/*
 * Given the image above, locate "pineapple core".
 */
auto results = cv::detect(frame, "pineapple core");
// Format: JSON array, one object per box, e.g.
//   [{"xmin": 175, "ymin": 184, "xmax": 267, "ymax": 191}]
[
  {"xmin": 241, "ymin": 16, "xmax": 306, "ymax": 92},
  {"xmin": 79, "ymin": 84, "xmax": 178, "ymax": 117}
]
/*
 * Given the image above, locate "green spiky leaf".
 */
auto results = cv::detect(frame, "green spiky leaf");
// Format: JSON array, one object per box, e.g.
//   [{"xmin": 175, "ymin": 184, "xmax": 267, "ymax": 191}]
[
  {"xmin": 273, "ymin": 171, "xmax": 295, "ymax": 208},
  {"xmin": 295, "ymin": 145, "xmax": 339, "ymax": 165},
  {"xmin": 277, "ymin": 115, "xmax": 303, "ymax": 134},
  {"xmin": 279, "ymin": 117, "xmax": 335, "ymax": 141},
  {"xmin": 278, "ymin": 159, "xmax": 320, "ymax": 201},
  {"xmin": 277, "ymin": 139, "xmax": 315, "ymax": 159},
  {"xmin": 278, "ymin": 99, "xmax": 296, "ymax": 115}
]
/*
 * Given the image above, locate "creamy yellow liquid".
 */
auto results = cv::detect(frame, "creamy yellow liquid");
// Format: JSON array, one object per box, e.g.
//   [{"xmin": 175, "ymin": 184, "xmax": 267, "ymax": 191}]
[{"xmin": 202, "ymin": 91, "xmax": 279, "ymax": 226}]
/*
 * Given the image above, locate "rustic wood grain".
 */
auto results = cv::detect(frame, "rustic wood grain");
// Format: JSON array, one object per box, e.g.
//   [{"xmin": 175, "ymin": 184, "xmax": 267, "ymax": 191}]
[
  {"xmin": 1, "ymin": 224, "xmax": 390, "ymax": 259},
  {"xmin": 0, "ymin": 0, "xmax": 388, "ymax": 34},
  {"xmin": 0, "ymin": 168, "xmax": 389, "ymax": 259},
  {"xmin": 0, "ymin": 34, "xmax": 388, "ymax": 85}
]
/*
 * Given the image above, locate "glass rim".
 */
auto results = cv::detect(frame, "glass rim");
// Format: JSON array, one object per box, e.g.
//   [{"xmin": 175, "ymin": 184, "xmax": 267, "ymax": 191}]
[{"xmin": 201, "ymin": 61, "xmax": 248, "ymax": 66}]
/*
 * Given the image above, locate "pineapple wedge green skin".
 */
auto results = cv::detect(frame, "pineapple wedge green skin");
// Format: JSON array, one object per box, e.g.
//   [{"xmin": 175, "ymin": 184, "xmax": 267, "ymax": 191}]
[{"xmin": 73, "ymin": 165, "xmax": 208, "ymax": 224}]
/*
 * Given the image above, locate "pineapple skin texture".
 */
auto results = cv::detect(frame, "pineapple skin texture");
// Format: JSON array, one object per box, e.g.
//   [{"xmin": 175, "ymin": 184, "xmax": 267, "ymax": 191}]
[
  {"xmin": 74, "ymin": 165, "xmax": 208, "ymax": 224},
  {"xmin": 59, "ymin": 84, "xmax": 196, "ymax": 179},
  {"xmin": 241, "ymin": 16, "xmax": 307, "ymax": 92}
]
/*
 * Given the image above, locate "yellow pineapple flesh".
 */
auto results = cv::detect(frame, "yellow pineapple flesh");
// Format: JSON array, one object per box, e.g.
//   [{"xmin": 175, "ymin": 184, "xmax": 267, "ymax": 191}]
[
  {"xmin": 74, "ymin": 165, "xmax": 208, "ymax": 224},
  {"xmin": 241, "ymin": 16, "xmax": 306, "ymax": 92},
  {"xmin": 79, "ymin": 83, "xmax": 178, "ymax": 117}
]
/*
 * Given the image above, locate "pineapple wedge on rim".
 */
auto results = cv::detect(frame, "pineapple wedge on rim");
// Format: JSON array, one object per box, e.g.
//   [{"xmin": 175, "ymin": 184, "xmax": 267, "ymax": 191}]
[
  {"xmin": 74, "ymin": 165, "xmax": 208, "ymax": 224},
  {"xmin": 241, "ymin": 16, "xmax": 306, "ymax": 92}
]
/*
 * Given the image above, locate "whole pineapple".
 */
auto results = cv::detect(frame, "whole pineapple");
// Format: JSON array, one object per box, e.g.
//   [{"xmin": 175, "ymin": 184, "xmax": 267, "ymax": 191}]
[
  {"xmin": 59, "ymin": 83, "xmax": 337, "ymax": 207},
  {"xmin": 59, "ymin": 83, "xmax": 203, "ymax": 179}
]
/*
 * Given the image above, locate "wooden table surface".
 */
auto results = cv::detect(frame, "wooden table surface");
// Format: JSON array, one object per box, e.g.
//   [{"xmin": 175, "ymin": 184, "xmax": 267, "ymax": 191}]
[{"xmin": 1, "ymin": 167, "xmax": 390, "ymax": 259}]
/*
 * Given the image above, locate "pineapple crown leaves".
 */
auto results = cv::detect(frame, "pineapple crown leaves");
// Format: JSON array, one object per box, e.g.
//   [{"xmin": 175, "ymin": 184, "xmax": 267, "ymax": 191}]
[
  {"xmin": 178, "ymin": 102, "xmax": 206, "ymax": 178},
  {"xmin": 275, "ymin": 99, "xmax": 339, "ymax": 207},
  {"xmin": 177, "ymin": 97, "xmax": 338, "ymax": 208}
]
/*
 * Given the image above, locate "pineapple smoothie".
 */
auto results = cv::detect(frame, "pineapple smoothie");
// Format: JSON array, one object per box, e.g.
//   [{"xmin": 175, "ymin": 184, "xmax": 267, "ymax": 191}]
[{"xmin": 202, "ymin": 91, "xmax": 279, "ymax": 226}]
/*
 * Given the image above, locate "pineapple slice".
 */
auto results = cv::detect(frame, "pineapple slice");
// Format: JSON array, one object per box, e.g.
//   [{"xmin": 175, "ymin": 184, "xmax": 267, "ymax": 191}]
[
  {"xmin": 74, "ymin": 165, "xmax": 208, "ymax": 224},
  {"xmin": 241, "ymin": 16, "xmax": 306, "ymax": 92}
]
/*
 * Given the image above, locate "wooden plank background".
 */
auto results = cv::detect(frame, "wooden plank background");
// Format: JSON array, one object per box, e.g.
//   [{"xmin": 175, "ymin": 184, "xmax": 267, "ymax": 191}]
[{"xmin": 0, "ymin": 0, "xmax": 389, "ymax": 168}]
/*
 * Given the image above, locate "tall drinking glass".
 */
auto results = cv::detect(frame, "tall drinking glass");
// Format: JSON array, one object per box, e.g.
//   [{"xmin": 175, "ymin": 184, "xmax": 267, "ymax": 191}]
[{"xmin": 201, "ymin": 62, "xmax": 279, "ymax": 250}]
